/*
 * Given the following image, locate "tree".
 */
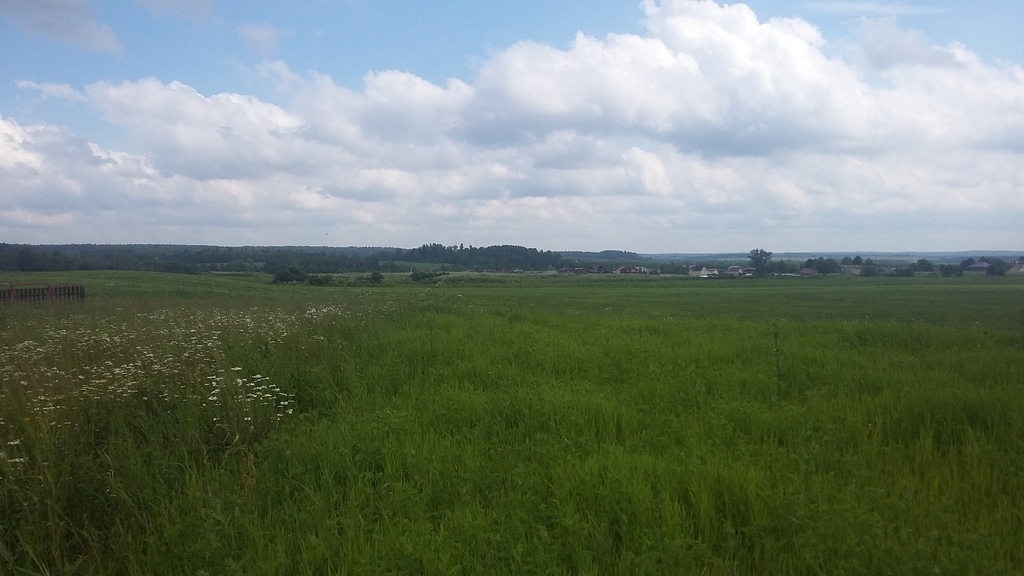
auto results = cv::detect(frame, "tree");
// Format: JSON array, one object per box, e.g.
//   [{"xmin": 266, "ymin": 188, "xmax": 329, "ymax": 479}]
[
  {"xmin": 852, "ymin": 255, "xmax": 863, "ymax": 265},
  {"xmin": 767, "ymin": 259, "xmax": 797, "ymax": 274},
  {"xmin": 841, "ymin": 256, "xmax": 853, "ymax": 265},
  {"xmin": 804, "ymin": 257, "xmax": 841, "ymax": 275},
  {"xmin": 916, "ymin": 258, "xmax": 934, "ymax": 272},
  {"xmin": 984, "ymin": 258, "xmax": 1008, "ymax": 276},
  {"xmin": 748, "ymin": 249, "xmax": 772, "ymax": 272},
  {"xmin": 818, "ymin": 258, "xmax": 841, "ymax": 274},
  {"xmin": 273, "ymin": 266, "xmax": 306, "ymax": 283},
  {"xmin": 939, "ymin": 264, "xmax": 962, "ymax": 277}
]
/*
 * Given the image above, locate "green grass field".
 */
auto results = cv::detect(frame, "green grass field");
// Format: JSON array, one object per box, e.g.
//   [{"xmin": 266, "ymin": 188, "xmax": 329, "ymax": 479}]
[{"xmin": 2, "ymin": 271, "xmax": 1023, "ymax": 574}]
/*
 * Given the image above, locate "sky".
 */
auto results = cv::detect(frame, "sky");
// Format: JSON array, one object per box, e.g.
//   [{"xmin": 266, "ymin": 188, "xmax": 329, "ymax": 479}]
[{"xmin": 1, "ymin": 0, "xmax": 1023, "ymax": 253}]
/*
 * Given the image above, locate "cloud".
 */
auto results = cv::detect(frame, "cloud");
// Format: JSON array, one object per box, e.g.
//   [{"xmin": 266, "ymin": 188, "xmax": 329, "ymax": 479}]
[
  {"xmin": 624, "ymin": 147, "xmax": 673, "ymax": 196},
  {"xmin": 0, "ymin": 113, "xmax": 353, "ymax": 244},
  {"xmin": 4, "ymin": 0, "xmax": 1024, "ymax": 251},
  {"xmin": 238, "ymin": 22, "xmax": 286, "ymax": 56},
  {"xmin": 853, "ymin": 17, "xmax": 962, "ymax": 69},
  {"xmin": 135, "ymin": 0, "xmax": 212, "ymax": 20},
  {"xmin": 0, "ymin": 116, "xmax": 126, "ymax": 231},
  {"xmin": 468, "ymin": 2, "xmax": 870, "ymax": 156},
  {"xmin": 85, "ymin": 78, "xmax": 309, "ymax": 180},
  {"xmin": 16, "ymin": 80, "xmax": 86, "ymax": 101},
  {"xmin": 0, "ymin": 0, "xmax": 122, "ymax": 53}
]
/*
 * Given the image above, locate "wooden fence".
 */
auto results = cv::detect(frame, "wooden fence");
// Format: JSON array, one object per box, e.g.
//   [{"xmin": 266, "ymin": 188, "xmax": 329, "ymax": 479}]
[{"xmin": 0, "ymin": 282, "xmax": 86, "ymax": 303}]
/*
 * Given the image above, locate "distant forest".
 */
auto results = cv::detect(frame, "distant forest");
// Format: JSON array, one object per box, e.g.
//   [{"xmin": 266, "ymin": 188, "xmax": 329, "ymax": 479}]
[
  {"xmin": 0, "ymin": 243, "xmax": 588, "ymax": 274},
  {"xmin": 2, "ymin": 243, "xmax": 1018, "ymax": 277}
]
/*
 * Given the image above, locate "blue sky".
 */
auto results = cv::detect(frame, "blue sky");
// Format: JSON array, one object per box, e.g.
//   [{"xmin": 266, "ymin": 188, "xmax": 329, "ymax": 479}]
[{"xmin": 2, "ymin": 0, "xmax": 1023, "ymax": 252}]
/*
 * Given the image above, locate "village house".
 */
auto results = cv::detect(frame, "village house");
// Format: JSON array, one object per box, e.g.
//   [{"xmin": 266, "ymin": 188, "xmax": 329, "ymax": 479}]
[
  {"xmin": 723, "ymin": 266, "xmax": 757, "ymax": 277},
  {"xmin": 689, "ymin": 265, "xmax": 716, "ymax": 277},
  {"xmin": 966, "ymin": 261, "xmax": 991, "ymax": 274},
  {"xmin": 841, "ymin": 265, "xmax": 863, "ymax": 276}
]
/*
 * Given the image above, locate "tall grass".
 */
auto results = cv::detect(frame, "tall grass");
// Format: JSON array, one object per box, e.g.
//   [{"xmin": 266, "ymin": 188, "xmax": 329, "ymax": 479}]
[{"xmin": 1, "ymin": 272, "xmax": 1022, "ymax": 574}]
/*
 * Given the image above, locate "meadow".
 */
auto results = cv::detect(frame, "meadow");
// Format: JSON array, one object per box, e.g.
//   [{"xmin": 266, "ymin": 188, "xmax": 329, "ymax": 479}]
[{"xmin": 1, "ymin": 271, "xmax": 1023, "ymax": 575}]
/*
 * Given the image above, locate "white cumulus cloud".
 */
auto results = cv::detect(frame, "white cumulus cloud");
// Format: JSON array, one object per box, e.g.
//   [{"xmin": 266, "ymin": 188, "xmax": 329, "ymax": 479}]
[
  {"xmin": 3, "ymin": 0, "xmax": 1024, "ymax": 251},
  {"xmin": 16, "ymin": 80, "xmax": 86, "ymax": 101}
]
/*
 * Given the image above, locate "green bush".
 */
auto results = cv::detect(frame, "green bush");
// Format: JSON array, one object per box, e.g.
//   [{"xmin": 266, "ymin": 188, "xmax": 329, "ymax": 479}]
[
  {"xmin": 306, "ymin": 274, "xmax": 334, "ymax": 286},
  {"xmin": 410, "ymin": 270, "xmax": 448, "ymax": 282},
  {"xmin": 272, "ymin": 266, "xmax": 306, "ymax": 283}
]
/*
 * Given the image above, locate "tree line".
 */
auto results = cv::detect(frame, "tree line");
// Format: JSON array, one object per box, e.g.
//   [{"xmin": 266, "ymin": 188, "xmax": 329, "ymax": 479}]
[
  {"xmin": 746, "ymin": 249, "xmax": 1020, "ymax": 277},
  {"xmin": 0, "ymin": 243, "xmax": 569, "ymax": 275},
  {"xmin": 4, "ymin": 243, "xmax": 1018, "ymax": 278}
]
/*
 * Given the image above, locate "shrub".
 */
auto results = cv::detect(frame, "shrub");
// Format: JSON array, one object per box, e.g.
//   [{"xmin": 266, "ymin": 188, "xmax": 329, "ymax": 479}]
[
  {"xmin": 410, "ymin": 271, "xmax": 448, "ymax": 282},
  {"xmin": 306, "ymin": 274, "xmax": 334, "ymax": 286},
  {"xmin": 273, "ymin": 266, "xmax": 306, "ymax": 283}
]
